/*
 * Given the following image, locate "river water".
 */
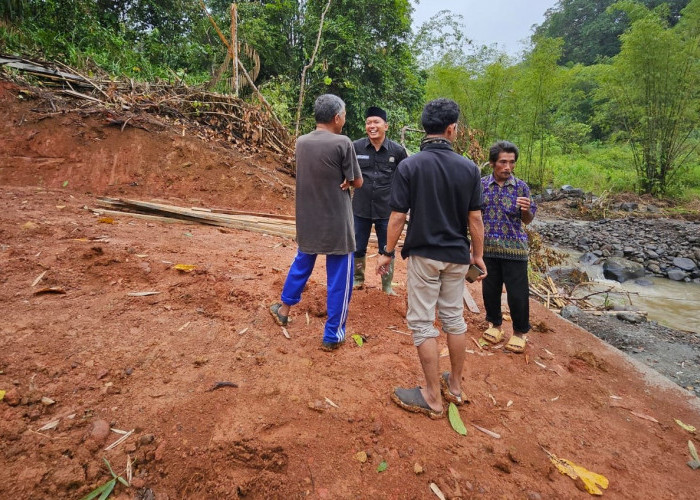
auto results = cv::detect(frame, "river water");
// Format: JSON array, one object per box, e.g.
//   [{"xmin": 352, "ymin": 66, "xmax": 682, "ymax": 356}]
[{"xmin": 562, "ymin": 252, "xmax": 700, "ymax": 334}]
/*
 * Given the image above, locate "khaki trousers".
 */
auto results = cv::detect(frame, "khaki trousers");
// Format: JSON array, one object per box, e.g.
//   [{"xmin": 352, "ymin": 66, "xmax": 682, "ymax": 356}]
[{"xmin": 406, "ymin": 255, "xmax": 469, "ymax": 346}]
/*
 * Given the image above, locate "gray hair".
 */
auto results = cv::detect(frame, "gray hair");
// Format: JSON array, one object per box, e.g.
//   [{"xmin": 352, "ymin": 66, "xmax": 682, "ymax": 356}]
[{"xmin": 314, "ymin": 94, "xmax": 345, "ymax": 124}]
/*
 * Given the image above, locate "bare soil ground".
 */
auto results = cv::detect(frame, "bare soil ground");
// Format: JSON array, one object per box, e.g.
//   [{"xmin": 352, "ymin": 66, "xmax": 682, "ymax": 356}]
[{"xmin": 1, "ymin": 80, "xmax": 700, "ymax": 499}]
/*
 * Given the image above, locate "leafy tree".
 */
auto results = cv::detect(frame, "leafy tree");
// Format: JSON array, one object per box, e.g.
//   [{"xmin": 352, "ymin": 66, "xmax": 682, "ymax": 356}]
[
  {"xmin": 536, "ymin": 0, "xmax": 691, "ymax": 65},
  {"xmin": 596, "ymin": 0, "xmax": 700, "ymax": 194}
]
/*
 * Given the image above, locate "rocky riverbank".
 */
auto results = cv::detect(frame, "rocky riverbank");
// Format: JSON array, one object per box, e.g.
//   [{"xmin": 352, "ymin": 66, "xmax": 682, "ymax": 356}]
[{"xmin": 535, "ymin": 216, "xmax": 700, "ymax": 282}]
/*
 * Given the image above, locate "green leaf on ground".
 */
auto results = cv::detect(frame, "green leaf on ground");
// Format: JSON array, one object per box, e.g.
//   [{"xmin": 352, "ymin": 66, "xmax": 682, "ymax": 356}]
[
  {"xmin": 448, "ymin": 402, "xmax": 467, "ymax": 435},
  {"xmin": 62, "ymin": 180, "xmax": 69, "ymax": 187},
  {"xmin": 377, "ymin": 461, "xmax": 388, "ymax": 472},
  {"xmin": 0, "ymin": 390, "xmax": 5, "ymax": 401},
  {"xmin": 351, "ymin": 334, "xmax": 364, "ymax": 346}
]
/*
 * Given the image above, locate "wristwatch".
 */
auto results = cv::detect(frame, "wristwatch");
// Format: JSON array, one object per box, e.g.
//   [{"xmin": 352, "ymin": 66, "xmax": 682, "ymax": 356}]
[{"xmin": 383, "ymin": 245, "xmax": 395, "ymax": 258}]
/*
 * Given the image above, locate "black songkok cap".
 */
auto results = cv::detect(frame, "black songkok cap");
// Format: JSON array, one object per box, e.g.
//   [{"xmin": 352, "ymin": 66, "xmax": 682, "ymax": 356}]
[{"xmin": 365, "ymin": 106, "xmax": 387, "ymax": 122}]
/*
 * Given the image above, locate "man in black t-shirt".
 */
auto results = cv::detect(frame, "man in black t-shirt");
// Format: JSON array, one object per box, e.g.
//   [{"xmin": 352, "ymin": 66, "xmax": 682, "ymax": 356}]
[
  {"xmin": 352, "ymin": 106, "xmax": 408, "ymax": 294},
  {"xmin": 377, "ymin": 98, "xmax": 486, "ymax": 419}
]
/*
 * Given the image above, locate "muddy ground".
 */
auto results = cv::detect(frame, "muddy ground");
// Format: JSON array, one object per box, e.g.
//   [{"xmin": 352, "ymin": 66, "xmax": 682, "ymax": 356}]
[{"xmin": 1, "ymin": 80, "xmax": 700, "ymax": 499}]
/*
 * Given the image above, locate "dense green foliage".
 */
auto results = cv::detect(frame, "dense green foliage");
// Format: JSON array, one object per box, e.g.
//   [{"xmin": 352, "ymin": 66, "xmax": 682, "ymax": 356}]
[
  {"xmin": 426, "ymin": 0, "xmax": 700, "ymax": 197},
  {"xmin": 535, "ymin": 0, "xmax": 690, "ymax": 65},
  {"xmin": 0, "ymin": 0, "xmax": 423, "ymax": 137},
  {"xmin": 1, "ymin": 0, "xmax": 698, "ymax": 198}
]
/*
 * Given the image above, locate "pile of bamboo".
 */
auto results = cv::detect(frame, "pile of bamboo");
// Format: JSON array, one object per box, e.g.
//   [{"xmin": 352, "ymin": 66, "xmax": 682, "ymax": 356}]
[
  {"xmin": 529, "ymin": 275, "xmax": 594, "ymax": 311},
  {"xmin": 94, "ymin": 198, "xmax": 388, "ymax": 247},
  {"xmin": 1, "ymin": 55, "xmax": 294, "ymax": 171}
]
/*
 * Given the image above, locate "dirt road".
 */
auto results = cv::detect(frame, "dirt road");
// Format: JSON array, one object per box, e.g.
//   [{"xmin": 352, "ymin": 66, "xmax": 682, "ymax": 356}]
[{"xmin": 1, "ymin": 80, "xmax": 699, "ymax": 499}]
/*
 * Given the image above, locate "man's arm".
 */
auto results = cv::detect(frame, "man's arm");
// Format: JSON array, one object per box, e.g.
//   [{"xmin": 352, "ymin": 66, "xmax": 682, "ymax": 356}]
[
  {"xmin": 376, "ymin": 211, "xmax": 406, "ymax": 275},
  {"xmin": 468, "ymin": 209, "xmax": 487, "ymax": 280}
]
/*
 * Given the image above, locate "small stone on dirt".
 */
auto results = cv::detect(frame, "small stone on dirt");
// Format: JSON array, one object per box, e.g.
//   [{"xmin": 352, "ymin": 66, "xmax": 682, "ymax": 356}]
[
  {"xmin": 413, "ymin": 463, "xmax": 424, "ymax": 475},
  {"xmin": 90, "ymin": 419, "xmax": 110, "ymax": 443}
]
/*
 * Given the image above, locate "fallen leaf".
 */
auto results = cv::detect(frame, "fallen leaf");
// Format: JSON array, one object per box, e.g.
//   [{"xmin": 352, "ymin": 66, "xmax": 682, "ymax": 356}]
[
  {"xmin": 37, "ymin": 420, "xmax": 60, "ymax": 431},
  {"xmin": 127, "ymin": 291, "xmax": 160, "ymax": 297},
  {"xmin": 0, "ymin": 390, "xmax": 5, "ymax": 401},
  {"xmin": 545, "ymin": 449, "xmax": 609, "ymax": 496},
  {"xmin": 675, "ymin": 419, "xmax": 697, "ymax": 433},
  {"xmin": 281, "ymin": 327, "xmax": 290, "ymax": 339},
  {"xmin": 41, "ymin": 397, "xmax": 55, "ymax": 406},
  {"xmin": 630, "ymin": 411, "xmax": 659, "ymax": 424},
  {"xmin": 98, "ymin": 217, "xmax": 115, "ymax": 224},
  {"xmin": 324, "ymin": 397, "xmax": 339, "ymax": 408},
  {"xmin": 31, "ymin": 270, "xmax": 47, "ymax": 287},
  {"xmin": 354, "ymin": 451, "xmax": 367, "ymax": 463},
  {"xmin": 377, "ymin": 461, "xmax": 388, "ymax": 472},
  {"xmin": 690, "ymin": 440, "xmax": 700, "ymax": 463},
  {"xmin": 439, "ymin": 347, "xmax": 449, "ymax": 357},
  {"xmin": 473, "ymin": 423, "xmax": 501, "ymax": 439},
  {"xmin": 352, "ymin": 334, "xmax": 364, "ymax": 347},
  {"xmin": 33, "ymin": 287, "xmax": 66, "ymax": 296},
  {"xmin": 507, "ymin": 400, "xmax": 513, "ymax": 407},
  {"xmin": 62, "ymin": 180, "xmax": 69, "ymax": 187},
  {"xmin": 429, "ymin": 482, "xmax": 446, "ymax": 500},
  {"xmin": 173, "ymin": 264, "xmax": 196, "ymax": 272},
  {"xmin": 448, "ymin": 402, "xmax": 467, "ymax": 435}
]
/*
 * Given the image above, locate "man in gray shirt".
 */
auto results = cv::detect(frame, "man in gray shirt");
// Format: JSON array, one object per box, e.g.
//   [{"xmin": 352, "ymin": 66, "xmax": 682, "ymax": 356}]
[{"xmin": 270, "ymin": 94, "xmax": 363, "ymax": 351}]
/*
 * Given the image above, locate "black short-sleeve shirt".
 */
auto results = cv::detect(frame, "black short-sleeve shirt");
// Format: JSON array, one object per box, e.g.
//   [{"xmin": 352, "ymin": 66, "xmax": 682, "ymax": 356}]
[
  {"xmin": 389, "ymin": 141, "xmax": 483, "ymax": 264},
  {"xmin": 352, "ymin": 137, "xmax": 408, "ymax": 219}
]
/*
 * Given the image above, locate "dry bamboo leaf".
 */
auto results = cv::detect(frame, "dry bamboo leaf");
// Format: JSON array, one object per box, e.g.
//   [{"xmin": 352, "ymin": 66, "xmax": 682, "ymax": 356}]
[
  {"xmin": 472, "ymin": 423, "xmax": 501, "ymax": 439},
  {"xmin": 127, "ymin": 291, "xmax": 160, "ymax": 297},
  {"xmin": 306, "ymin": 312, "xmax": 310, "ymax": 325},
  {"xmin": 38, "ymin": 420, "xmax": 60, "ymax": 431},
  {"xmin": 238, "ymin": 327, "xmax": 249, "ymax": 335},
  {"xmin": 33, "ymin": 287, "xmax": 66, "ymax": 296},
  {"xmin": 31, "ymin": 270, "xmax": 47, "ymax": 287},
  {"xmin": 488, "ymin": 393, "xmax": 498, "ymax": 406},
  {"xmin": 281, "ymin": 327, "xmax": 290, "ymax": 339},
  {"xmin": 324, "ymin": 397, "xmax": 339, "ymax": 408},
  {"xmin": 630, "ymin": 411, "xmax": 659, "ymax": 424},
  {"xmin": 178, "ymin": 322, "xmax": 191, "ymax": 332},
  {"xmin": 173, "ymin": 263, "xmax": 196, "ymax": 272},
  {"xmin": 104, "ymin": 429, "xmax": 134, "ymax": 451},
  {"xmin": 429, "ymin": 482, "xmax": 446, "ymax": 500},
  {"xmin": 675, "ymin": 419, "xmax": 697, "ymax": 433},
  {"xmin": 534, "ymin": 360, "xmax": 547, "ymax": 369}
]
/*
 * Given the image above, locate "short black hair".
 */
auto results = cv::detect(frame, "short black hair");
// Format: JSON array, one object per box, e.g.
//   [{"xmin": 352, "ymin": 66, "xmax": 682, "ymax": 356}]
[
  {"xmin": 421, "ymin": 98, "xmax": 460, "ymax": 135},
  {"xmin": 489, "ymin": 141, "xmax": 519, "ymax": 163},
  {"xmin": 314, "ymin": 94, "xmax": 345, "ymax": 124}
]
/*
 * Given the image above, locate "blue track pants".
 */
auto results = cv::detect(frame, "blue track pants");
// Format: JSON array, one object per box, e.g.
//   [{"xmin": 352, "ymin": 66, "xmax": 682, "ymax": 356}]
[{"xmin": 280, "ymin": 250, "xmax": 354, "ymax": 344}]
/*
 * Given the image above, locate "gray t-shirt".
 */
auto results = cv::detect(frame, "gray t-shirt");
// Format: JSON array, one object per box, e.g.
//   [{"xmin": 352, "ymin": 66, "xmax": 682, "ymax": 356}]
[{"xmin": 295, "ymin": 129, "xmax": 362, "ymax": 255}]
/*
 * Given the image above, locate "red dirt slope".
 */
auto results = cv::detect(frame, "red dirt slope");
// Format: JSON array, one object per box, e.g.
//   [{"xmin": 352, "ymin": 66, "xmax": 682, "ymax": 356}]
[{"xmin": 1, "ymin": 80, "xmax": 699, "ymax": 499}]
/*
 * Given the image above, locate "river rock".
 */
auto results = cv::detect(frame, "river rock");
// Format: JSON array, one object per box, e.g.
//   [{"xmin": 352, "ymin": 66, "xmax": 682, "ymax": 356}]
[
  {"xmin": 694, "ymin": 248, "xmax": 700, "ymax": 261},
  {"xmin": 579, "ymin": 252, "xmax": 599, "ymax": 265},
  {"xmin": 561, "ymin": 305, "xmax": 582, "ymax": 319},
  {"xmin": 603, "ymin": 257, "xmax": 646, "ymax": 283},
  {"xmin": 619, "ymin": 202, "xmax": 638, "ymax": 211},
  {"xmin": 667, "ymin": 269, "xmax": 687, "ymax": 281},
  {"xmin": 673, "ymin": 257, "xmax": 697, "ymax": 271},
  {"xmin": 634, "ymin": 278, "xmax": 654, "ymax": 286},
  {"xmin": 617, "ymin": 312, "xmax": 647, "ymax": 324}
]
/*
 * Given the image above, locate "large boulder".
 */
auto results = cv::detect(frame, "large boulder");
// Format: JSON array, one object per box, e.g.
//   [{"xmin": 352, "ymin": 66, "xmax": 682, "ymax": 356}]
[
  {"xmin": 603, "ymin": 257, "xmax": 646, "ymax": 283},
  {"xmin": 673, "ymin": 257, "xmax": 697, "ymax": 272},
  {"xmin": 667, "ymin": 268, "xmax": 688, "ymax": 281}
]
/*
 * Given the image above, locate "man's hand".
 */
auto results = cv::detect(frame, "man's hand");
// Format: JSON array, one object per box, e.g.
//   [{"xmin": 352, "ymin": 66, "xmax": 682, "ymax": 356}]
[
  {"xmin": 377, "ymin": 254, "xmax": 392, "ymax": 275},
  {"xmin": 470, "ymin": 255, "xmax": 487, "ymax": 281},
  {"xmin": 515, "ymin": 196, "xmax": 531, "ymax": 212},
  {"xmin": 340, "ymin": 179, "xmax": 350, "ymax": 190}
]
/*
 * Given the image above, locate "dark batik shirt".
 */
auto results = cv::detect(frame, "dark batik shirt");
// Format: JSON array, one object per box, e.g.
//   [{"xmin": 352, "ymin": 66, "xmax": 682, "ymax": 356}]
[
  {"xmin": 352, "ymin": 137, "xmax": 408, "ymax": 219},
  {"xmin": 481, "ymin": 174, "xmax": 537, "ymax": 261}
]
